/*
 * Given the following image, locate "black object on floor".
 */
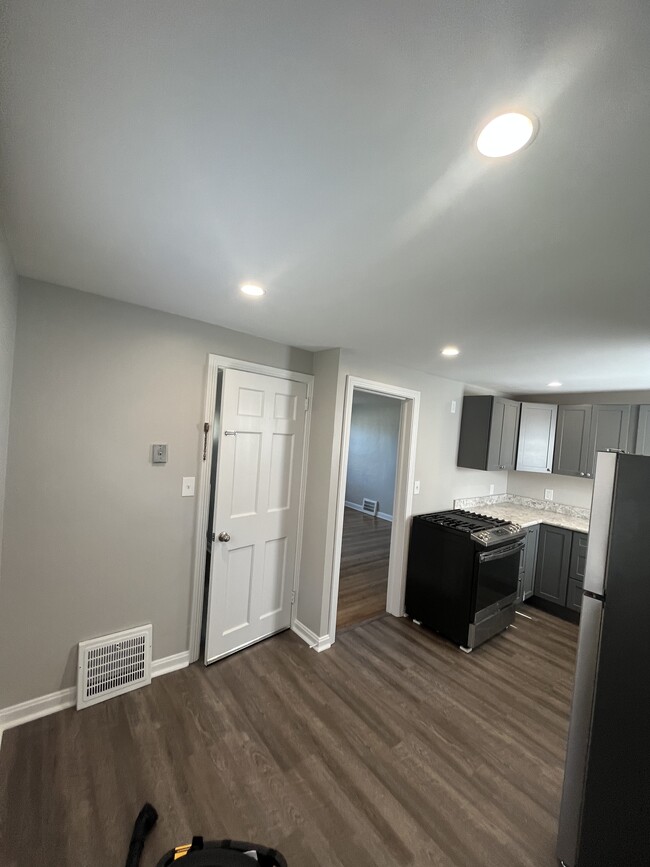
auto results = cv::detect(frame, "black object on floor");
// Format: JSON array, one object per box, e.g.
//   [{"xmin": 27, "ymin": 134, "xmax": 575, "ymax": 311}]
[
  {"xmin": 125, "ymin": 803, "xmax": 158, "ymax": 867},
  {"xmin": 125, "ymin": 803, "xmax": 288, "ymax": 867}
]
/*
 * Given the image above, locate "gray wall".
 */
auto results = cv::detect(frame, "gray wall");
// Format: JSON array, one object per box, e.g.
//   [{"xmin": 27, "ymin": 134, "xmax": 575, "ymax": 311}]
[
  {"xmin": 507, "ymin": 390, "xmax": 650, "ymax": 508},
  {"xmin": 0, "ymin": 279, "xmax": 312, "ymax": 708},
  {"xmin": 345, "ymin": 391, "xmax": 401, "ymax": 517},
  {"xmin": 295, "ymin": 348, "xmax": 344, "ymax": 638},
  {"xmin": 0, "ymin": 227, "xmax": 18, "ymax": 584}
]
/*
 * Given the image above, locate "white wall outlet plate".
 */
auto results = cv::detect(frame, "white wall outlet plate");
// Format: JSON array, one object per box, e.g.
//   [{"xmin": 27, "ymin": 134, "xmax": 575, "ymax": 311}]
[
  {"xmin": 450, "ymin": 400, "xmax": 457, "ymax": 414},
  {"xmin": 414, "ymin": 480, "xmax": 420, "ymax": 495},
  {"xmin": 544, "ymin": 488, "xmax": 553, "ymax": 501},
  {"xmin": 489, "ymin": 484, "xmax": 495, "ymax": 495},
  {"xmin": 182, "ymin": 476, "xmax": 196, "ymax": 497}
]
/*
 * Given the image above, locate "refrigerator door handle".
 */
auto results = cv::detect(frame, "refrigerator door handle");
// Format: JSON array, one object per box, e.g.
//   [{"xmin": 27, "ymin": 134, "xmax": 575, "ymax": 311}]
[{"xmin": 557, "ymin": 594, "xmax": 605, "ymax": 866}]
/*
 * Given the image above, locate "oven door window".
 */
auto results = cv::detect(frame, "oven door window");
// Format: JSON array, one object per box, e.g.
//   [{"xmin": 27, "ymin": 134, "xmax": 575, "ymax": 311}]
[{"xmin": 474, "ymin": 543, "xmax": 523, "ymax": 621}]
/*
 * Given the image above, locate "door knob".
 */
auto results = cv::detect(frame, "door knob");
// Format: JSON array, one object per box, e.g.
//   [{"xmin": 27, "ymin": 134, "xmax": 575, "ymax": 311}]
[{"xmin": 218, "ymin": 531, "xmax": 231, "ymax": 542}]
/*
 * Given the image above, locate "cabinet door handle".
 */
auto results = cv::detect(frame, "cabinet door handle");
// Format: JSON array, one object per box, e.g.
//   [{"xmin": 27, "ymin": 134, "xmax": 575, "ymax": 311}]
[{"xmin": 579, "ymin": 472, "xmax": 585, "ymax": 476}]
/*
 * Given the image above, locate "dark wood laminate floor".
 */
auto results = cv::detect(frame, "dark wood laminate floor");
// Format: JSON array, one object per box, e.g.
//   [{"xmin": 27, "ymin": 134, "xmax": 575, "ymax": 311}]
[
  {"xmin": 0, "ymin": 609, "xmax": 578, "ymax": 867},
  {"xmin": 337, "ymin": 508, "xmax": 391, "ymax": 629}
]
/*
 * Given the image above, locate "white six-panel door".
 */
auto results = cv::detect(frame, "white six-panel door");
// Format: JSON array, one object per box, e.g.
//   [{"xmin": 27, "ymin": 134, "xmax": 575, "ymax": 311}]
[{"xmin": 205, "ymin": 368, "xmax": 308, "ymax": 663}]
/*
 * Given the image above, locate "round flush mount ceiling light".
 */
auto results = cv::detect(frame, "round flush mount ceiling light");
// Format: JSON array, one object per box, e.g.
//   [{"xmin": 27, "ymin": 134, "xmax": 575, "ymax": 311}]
[
  {"xmin": 240, "ymin": 282, "xmax": 266, "ymax": 297},
  {"xmin": 547, "ymin": 381, "xmax": 563, "ymax": 388},
  {"xmin": 441, "ymin": 346, "xmax": 460, "ymax": 357},
  {"xmin": 476, "ymin": 112, "xmax": 537, "ymax": 158}
]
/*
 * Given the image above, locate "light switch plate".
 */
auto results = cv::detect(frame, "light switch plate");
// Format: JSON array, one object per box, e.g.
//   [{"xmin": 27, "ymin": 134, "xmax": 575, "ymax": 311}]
[
  {"xmin": 152, "ymin": 444, "xmax": 168, "ymax": 464},
  {"xmin": 182, "ymin": 477, "xmax": 196, "ymax": 497},
  {"xmin": 414, "ymin": 480, "xmax": 420, "ymax": 495},
  {"xmin": 544, "ymin": 488, "xmax": 554, "ymax": 501},
  {"xmin": 450, "ymin": 400, "xmax": 457, "ymax": 414}
]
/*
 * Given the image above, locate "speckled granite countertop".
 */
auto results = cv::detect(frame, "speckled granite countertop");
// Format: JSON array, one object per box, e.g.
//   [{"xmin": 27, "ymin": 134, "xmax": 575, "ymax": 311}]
[{"xmin": 453, "ymin": 494, "xmax": 590, "ymax": 534}]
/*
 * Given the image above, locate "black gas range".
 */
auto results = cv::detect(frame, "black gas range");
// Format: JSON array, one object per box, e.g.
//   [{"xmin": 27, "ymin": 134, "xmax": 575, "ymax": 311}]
[{"xmin": 405, "ymin": 509, "xmax": 525, "ymax": 651}]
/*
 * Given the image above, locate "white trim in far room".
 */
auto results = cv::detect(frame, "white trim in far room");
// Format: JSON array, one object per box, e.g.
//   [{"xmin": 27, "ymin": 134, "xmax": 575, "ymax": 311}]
[{"xmin": 344, "ymin": 500, "xmax": 393, "ymax": 522}]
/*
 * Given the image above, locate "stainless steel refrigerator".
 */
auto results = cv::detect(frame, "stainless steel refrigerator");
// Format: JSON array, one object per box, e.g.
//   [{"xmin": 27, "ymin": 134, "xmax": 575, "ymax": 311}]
[{"xmin": 557, "ymin": 451, "xmax": 650, "ymax": 866}]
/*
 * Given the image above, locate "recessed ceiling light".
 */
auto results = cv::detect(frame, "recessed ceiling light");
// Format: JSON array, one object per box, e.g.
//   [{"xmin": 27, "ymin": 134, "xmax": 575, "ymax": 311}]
[
  {"xmin": 240, "ymin": 282, "xmax": 266, "ymax": 297},
  {"xmin": 441, "ymin": 346, "xmax": 460, "ymax": 357},
  {"xmin": 476, "ymin": 112, "xmax": 537, "ymax": 158},
  {"xmin": 547, "ymin": 381, "xmax": 563, "ymax": 388}
]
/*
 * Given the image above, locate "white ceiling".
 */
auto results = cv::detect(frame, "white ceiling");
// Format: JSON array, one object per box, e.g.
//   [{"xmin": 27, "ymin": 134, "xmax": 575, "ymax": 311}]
[{"xmin": 1, "ymin": 0, "xmax": 649, "ymax": 394}]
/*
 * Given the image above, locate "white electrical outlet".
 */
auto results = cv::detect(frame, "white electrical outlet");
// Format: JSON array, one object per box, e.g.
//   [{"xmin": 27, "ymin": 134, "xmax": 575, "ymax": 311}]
[
  {"xmin": 414, "ymin": 480, "xmax": 421, "ymax": 495},
  {"xmin": 182, "ymin": 476, "xmax": 196, "ymax": 497},
  {"xmin": 489, "ymin": 484, "xmax": 495, "ymax": 495},
  {"xmin": 450, "ymin": 400, "xmax": 457, "ymax": 414},
  {"xmin": 544, "ymin": 488, "xmax": 553, "ymax": 501}
]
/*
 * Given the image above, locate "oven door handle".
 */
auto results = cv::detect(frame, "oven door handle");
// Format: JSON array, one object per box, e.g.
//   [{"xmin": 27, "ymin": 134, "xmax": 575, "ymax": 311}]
[{"xmin": 478, "ymin": 540, "xmax": 526, "ymax": 563}]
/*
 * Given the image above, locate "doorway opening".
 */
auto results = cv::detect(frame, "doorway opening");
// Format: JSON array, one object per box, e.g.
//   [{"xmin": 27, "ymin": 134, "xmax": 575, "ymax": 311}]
[
  {"xmin": 328, "ymin": 376, "xmax": 420, "ymax": 644},
  {"xmin": 336, "ymin": 390, "xmax": 402, "ymax": 630}
]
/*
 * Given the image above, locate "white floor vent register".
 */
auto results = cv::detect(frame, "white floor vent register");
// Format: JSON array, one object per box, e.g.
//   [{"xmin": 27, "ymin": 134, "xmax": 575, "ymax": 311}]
[
  {"xmin": 77, "ymin": 624, "xmax": 152, "ymax": 710},
  {"xmin": 362, "ymin": 498, "xmax": 378, "ymax": 516}
]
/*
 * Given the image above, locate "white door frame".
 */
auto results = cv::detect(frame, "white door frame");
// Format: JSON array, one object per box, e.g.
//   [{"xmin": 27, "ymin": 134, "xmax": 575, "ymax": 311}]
[
  {"xmin": 327, "ymin": 376, "xmax": 420, "ymax": 642},
  {"xmin": 188, "ymin": 354, "xmax": 314, "ymax": 664}
]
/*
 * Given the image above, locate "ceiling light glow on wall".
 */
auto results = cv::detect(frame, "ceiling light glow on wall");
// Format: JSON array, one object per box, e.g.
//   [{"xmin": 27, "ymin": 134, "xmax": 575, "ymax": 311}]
[
  {"xmin": 476, "ymin": 112, "xmax": 536, "ymax": 158},
  {"xmin": 441, "ymin": 346, "xmax": 460, "ymax": 357},
  {"xmin": 240, "ymin": 283, "xmax": 266, "ymax": 297},
  {"xmin": 547, "ymin": 381, "xmax": 563, "ymax": 387}
]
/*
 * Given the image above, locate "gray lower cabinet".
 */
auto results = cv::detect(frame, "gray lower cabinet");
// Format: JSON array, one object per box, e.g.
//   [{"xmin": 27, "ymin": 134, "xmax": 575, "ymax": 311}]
[
  {"xmin": 569, "ymin": 532, "xmax": 588, "ymax": 582},
  {"xmin": 533, "ymin": 525, "xmax": 587, "ymax": 612},
  {"xmin": 566, "ymin": 532, "xmax": 588, "ymax": 612},
  {"xmin": 457, "ymin": 395, "xmax": 521, "ymax": 471},
  {"xmin": 517, "ymin": 524, "xmax": 539, "ymax": 602},
  {"xmin": 566, "ymin": 579, "xmax": 584, "ymax": 612},
  {"xmin": 534, "ymin": 525, "xmax": 572, "ymax": 604},
  {"xmin": 636, "ymin": 405, "xmax": 650, "ymax": 456}
]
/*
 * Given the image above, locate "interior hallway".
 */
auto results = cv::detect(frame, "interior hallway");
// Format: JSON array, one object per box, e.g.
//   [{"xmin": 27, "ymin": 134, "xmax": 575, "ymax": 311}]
[{"xmin": 336, "ymin": 507, "xmax": 392, "ymax": 629}]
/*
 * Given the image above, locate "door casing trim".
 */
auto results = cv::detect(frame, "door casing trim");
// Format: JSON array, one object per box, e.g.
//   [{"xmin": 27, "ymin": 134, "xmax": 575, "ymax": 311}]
[
  {"xmin": 189, "ymin": 354, "xmax": 314, "ymax": 664},
  {"xmin": 327, "ymin": 376, "xmax": 420, "ymax": 642}
]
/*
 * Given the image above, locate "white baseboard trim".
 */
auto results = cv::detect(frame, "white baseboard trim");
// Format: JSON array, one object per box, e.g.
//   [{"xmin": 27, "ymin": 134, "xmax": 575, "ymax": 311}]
[
  {"xmin": 344, "ymin": 500, "xmax": 392, "ymax": 522},
  {"xmin": 0, "ymin": 649, "xmax": 191, "ymax": 745},
  {"xmin": 0, "ymin": 686, "xmax": 76, "ymax": 742},
  {"xmin": 151, "ymin": 650, "xmax": 190, "ymax": 678},
  {"xmin": 291, "ymin": 619, "xmax": 332, "ymax": 653}
]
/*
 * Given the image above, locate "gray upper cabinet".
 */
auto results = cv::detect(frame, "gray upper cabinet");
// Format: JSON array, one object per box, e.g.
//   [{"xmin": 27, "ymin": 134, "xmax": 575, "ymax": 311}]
[
  {"xmin": 553, "ymin": 403, "xmax": 632, "ymax": 478},
  {"xmin": 587, "ymin": 404, "xmax": 631, "ymax": 475},
  {"xmin": 457, "ymin": 396, "xmax": 521, "ymax": 471},
  {"xmin": 635, "ymin": 405, "xmax": 650, "ymax": 456},
  {"xmin": 516, "ymin": 402, "xmax": 557, "ymax": 473},
  {"xmin": 553, "ymin": 405, "xmax": 592, "ymax": 477}
]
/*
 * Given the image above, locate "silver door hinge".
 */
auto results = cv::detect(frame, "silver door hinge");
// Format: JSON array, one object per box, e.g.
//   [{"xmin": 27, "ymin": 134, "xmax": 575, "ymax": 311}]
[
  {"xmin": 304, "ymin": 397, "xmax": 310, "ymax": 411},
  {"xmin": 291, "ymin": 590, "xmax": 296, "ymax": 605},
  {"xmin": 211, "ymin": 532, "xmax": 215, "ymax": 542}
]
